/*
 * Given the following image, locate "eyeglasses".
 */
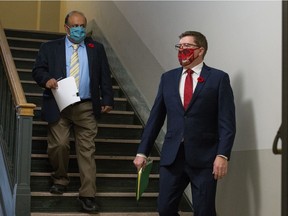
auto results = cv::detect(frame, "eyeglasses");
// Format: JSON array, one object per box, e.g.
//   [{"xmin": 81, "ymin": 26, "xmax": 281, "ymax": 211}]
[{"xmin": 175, "ymin": 43, "xmax": 199, "ymax": 50}]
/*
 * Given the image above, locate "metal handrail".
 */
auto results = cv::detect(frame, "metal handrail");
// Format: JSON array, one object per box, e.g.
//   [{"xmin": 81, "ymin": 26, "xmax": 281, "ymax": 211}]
[{"xmin": 273, "ymin": 125, "xmax": 282, "ymax": 155}]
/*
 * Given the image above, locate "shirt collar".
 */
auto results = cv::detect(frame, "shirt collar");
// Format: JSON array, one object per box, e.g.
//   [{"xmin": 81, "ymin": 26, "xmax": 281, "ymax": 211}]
[
  {"xmin": 182, "ymin": 61, "xmax": 204, "ymax": 75},
  {"xmin": 65, "ymin": 36, "xmax": 85, "ymax": 48}
]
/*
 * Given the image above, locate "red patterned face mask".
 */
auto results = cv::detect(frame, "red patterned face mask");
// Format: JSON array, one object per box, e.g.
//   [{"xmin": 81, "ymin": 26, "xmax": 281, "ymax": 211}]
[{"xmin": 178, "ymin": 48, "xmax": 198, "ymax": 66}]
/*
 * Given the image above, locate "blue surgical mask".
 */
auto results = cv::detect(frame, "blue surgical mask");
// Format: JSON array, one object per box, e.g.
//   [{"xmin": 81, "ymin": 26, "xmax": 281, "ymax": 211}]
[{"xmin": 68, "ymin": 26, "xmax": 86, "ymax": 43}]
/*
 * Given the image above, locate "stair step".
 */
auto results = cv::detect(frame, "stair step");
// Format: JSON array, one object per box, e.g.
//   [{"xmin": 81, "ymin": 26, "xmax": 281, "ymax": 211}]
[
  {"xmin": 30, "ymin": 195, "xmax": 192, "ymax": 213},
  {"xmin": 32, "ymin": 121, "xmax": 143, "ymax": 139},
  {"xmin": 10, "ymin": 46, "xmax": 39, "ymax": 52},
  {"xmin": 5, "ymin": 29, "xmax": 64, "ymax": 40},
  {"xmin": 14, "ymin": 57, "xmax": 35, "ymax": 69},
  {"xmin": 30, "ymin": 196, "xmax": 159, "ymax": 212},
  {"xmin": 31, "ymin": 106, "xmax": 139, "ymax": 124},
  {"xmin": 26, "ymin": 92, "xmax": 128, "ymax": 101},
  {"xmin": 30, "ymin": 158, "xmax": 159, "ymax": 174},
  {"xmin": 10, "ymin": 47, "xmax": 39, "ymax": 59},
  {"xmin": 31, "ymin": 192, "xmax": 159, "ymax": 197},
  {"xmin": 31, "ymin": 172, "xmax": 159, "ymax": 193},
  {"xmin": 7, "ymin": 36, "xmax": 50, "ymax": 43},
  {"xmin": 17, "ymin": 68, "xmax": 33, "ymax": 80},
  {"xmin": 31, "ymin": 212, "xmax": 193, "ymax": 216},
  {"xmin": 31, "ymin": 154, "xmax": 159, "ymax": 161},
  {"xmin": 33, "ymin": 106, "xmax": 135, "ymax": 115},
  {"xmin": 31, "ymin": 172, "xmax": 159, "ymax": 178},
  {"xmin": 26, "ymin": 93, "xmax": 132, "ymax": 111},
  {"xmin": 32, "ymin": 121, "xmax": 142, "ymax": 127},
  {"xmin": 7, "ymin": 37, "xmax": 45, "ymax": 49},
  {"xmin": 31, "ymin": 136, "xmax": 159, "ymax": 157},
  {"xmin": 17, "ymin": 68, "xmax": 119, "ymax": 88},
  {"xmin": 21, "ymin": 80, "xmax": 125, "ymax": 98},
  {"xmin": 32, "ymin": 136, "xmax": 141, "ymax": 144}
]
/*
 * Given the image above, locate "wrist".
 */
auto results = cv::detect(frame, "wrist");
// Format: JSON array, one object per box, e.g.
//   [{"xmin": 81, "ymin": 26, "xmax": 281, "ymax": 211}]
[
  {"xmin": 136, "ymin": 153, "xmax": 147, "ymax": 159},
  {"xmin": 217, "ymin": 154, "xmax": 228, "ymax": 160}
]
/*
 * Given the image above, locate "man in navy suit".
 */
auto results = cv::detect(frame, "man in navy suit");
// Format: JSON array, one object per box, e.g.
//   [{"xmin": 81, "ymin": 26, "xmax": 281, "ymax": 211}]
[
  {"xmin": 32, "ymin": 11, "xmax": 113, "ymax": 212},
  {"xmin": 133, "ymin": 31, "xmax": 236, "ymax": 216}
]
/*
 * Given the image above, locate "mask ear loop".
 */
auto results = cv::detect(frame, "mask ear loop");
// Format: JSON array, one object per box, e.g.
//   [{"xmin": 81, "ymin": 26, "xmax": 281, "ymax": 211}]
[{"xmin": 65, "ymin": 24, "xmax": 71, "ymax": 37}]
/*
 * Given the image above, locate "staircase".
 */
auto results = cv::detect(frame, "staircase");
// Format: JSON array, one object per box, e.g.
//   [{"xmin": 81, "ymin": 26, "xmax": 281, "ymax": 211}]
[{"xmin": 4, "ymin": 28, "xmax": 193, "ymax": 216}]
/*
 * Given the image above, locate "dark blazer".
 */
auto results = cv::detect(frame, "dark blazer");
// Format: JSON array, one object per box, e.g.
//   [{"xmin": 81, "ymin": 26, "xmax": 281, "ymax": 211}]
[
  {"xmin": 32, "ymin": 37, "xmax": 114, "ymax": 123},
  {"xmin": 137, "ymin": 64, "xmax": 236, "ymax": 168}
]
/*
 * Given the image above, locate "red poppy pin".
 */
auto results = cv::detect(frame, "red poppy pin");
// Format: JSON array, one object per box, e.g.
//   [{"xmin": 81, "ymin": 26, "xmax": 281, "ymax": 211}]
[
  {"xmin": 197, "ymin": 77, "xmax": 205, "ymax": 83},
  {"xmin": 88, "ymin": 43, "xmax": 95, "ymax": 48}
]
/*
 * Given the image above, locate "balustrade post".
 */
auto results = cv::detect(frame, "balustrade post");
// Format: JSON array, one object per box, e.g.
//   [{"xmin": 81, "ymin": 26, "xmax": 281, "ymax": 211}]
[{"xmin": 15, "ymin": 105, "xmax": 35, "ymax": 216}]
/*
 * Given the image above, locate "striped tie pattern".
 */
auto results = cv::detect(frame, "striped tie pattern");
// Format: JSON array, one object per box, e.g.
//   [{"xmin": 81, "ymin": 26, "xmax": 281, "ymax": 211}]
[{"xmin": 70, "ymin": 44, "xmax": 80, "ymax": 88}]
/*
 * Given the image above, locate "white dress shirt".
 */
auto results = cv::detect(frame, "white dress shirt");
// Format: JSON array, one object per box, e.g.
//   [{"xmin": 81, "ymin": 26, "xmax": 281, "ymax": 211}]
[{"xmin": 179, "ymin": 62, "xmax": 203, "ymax": 106}]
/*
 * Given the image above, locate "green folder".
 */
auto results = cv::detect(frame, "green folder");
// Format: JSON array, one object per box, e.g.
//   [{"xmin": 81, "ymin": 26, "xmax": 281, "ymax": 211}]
[{"xmin": 136, "ymin": 159, "xmax": 153, "ymax": 201}]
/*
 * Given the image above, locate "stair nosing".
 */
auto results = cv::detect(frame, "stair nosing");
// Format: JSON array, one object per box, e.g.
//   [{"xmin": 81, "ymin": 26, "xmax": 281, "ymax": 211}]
[
  {"xmin": 21, "ymin": 80, "xmax": 37, "ymax": 84},
  {"xmin": 14, "ymin": 57, "xmax": 35, "ymax": 62},
  {"xmin": 32, "ymin": 121, "xmax": 142, "ymax": 128},
  {"xmin": 25, "ymin": 93, "xmax": 127, "ymax": 101},
  {"xmin": 17, "ymin": 68, "xmax": 31, "ymax": 72},
  {"xmin": 30, "ymin": 212, "xmax": 178, "ymax": 216},
  {"xmin": 31, "ymin": 191, "xmax": 159, "ymax": 197},
  {"xmin": 20, "ymin": 80, "xmax": 120, "ymax": 90},
  {"xmin": 30, "ymin": 172, "xmax": 159, "ymax": 178},
  {"xmin": 31, "ymin": 153, "xmax": 159, "ymax": 161},
  {"xmin": 32, "ymin": 137, "xmax": 141, "ymax": 144},
  {"xmin": 10, "ymin": 46, "xmax": 39, "ymax": 52},
  {"xmin": 33, "ymin": 106, "xmax": 134, "ymax": 115},
  {"xmin": 7, "ymin": 36, "xmax": 50, "ymax": 43}
]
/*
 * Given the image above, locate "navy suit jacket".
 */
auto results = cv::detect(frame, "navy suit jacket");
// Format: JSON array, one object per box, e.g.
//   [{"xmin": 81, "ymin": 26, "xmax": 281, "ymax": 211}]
[
  {"xmin": 137, "ymin": 64, "xmax": 236, "ymax": 168},
  {"xmin": 32, "ymin": 37, "xmax": 114, "ymax": 123}
]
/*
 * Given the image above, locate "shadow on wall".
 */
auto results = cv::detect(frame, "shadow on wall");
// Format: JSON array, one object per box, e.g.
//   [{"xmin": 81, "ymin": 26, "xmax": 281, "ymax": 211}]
[{"xmin": 216, "ymin": 72, "xmax": 260, "ymax": 216}]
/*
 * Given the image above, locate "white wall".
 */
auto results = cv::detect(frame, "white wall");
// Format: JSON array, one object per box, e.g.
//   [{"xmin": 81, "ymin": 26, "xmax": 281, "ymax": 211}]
[
  {"xmin": 61, "ymin": 1, "xmax": 282, "ymax": 215},
  {"xmin": 110, "ymin": 3, "xmax": 283, "ymax": 214}
]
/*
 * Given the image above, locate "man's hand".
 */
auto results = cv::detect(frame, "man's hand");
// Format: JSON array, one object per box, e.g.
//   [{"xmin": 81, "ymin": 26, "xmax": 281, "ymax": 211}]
[
  {"xmin": 133, "ymin": 155, "xmax": 147, "ymax": 171},
  {"xmin": 45, "ymin": 78, "xmax": 58, "ymax": 89},
  {"xmin": 101, "ymin": 106, "xmax": 113, "ymax": 113},
  {"xmin": 212, "ymin": 156, "xmax": 228, "ymax": 180}
]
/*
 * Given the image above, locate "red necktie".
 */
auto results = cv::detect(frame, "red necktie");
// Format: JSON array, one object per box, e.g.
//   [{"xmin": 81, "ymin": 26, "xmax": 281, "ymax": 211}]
[{"xmin": 184, "ymin": 69, "xmax": 193, "ymax": 110}]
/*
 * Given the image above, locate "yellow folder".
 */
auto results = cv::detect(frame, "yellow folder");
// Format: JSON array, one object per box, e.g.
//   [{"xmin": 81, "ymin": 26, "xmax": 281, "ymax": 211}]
[{"xmin": 136, "ymin": 159, "xmax": 153, "ymax": 201}]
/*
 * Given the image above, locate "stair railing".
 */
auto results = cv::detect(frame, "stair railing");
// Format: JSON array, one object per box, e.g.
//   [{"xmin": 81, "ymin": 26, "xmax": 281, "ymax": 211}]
[{"xmin": 0, "ymin": 21, "xmax": 35, "ymax": 216}]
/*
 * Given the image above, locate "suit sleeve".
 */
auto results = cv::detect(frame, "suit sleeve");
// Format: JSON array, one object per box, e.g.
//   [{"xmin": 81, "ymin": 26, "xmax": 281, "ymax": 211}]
[
  {"xmin": 32, "ymin": 43, "xmax": 53, "ymax": 88},
  {"xmin": 217, "ymin": 73, "xmax": 236, "ymax": 159},
  {"xmin": 98, "ymin": 43, "xmax": 114, "ymax": 106},
  {"xmin": 137, "ymin": 74, "xmax": 167, "ymax": 156}
]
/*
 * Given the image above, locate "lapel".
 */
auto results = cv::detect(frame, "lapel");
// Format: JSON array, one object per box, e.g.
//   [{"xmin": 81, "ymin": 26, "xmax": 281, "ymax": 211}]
[
  {"xmin": 84, "ymin": 39, "xmax": 94, "ymax": 77},
  {"xmin": 185, "ymin": 63, "xmax": 211, "ymax": 111},
  {"xmin": 175, "ymin": 68, "xmax": 185, "ymax": 109}
]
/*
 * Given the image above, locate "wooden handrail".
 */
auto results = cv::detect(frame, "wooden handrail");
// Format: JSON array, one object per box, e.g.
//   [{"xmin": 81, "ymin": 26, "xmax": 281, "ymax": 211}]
[{"xmin": 0, "ymin": 21, "xmax": 35, "ymax": 116}]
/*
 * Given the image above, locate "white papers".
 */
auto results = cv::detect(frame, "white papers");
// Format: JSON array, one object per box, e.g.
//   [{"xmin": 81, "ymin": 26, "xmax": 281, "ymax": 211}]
[{"xmin": 51, "ymin": 77, "xmax": 80, "ymax": 111}]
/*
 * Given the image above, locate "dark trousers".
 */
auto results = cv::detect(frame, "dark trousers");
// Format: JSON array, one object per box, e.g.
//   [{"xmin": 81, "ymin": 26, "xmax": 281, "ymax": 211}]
[
  {"xmin": 47, "ymin": 101, "xmax": 98, "ymax": 197},
  {"xmin": 157, "ymin": 144, "xmax": 217, "ymax": 216}
]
